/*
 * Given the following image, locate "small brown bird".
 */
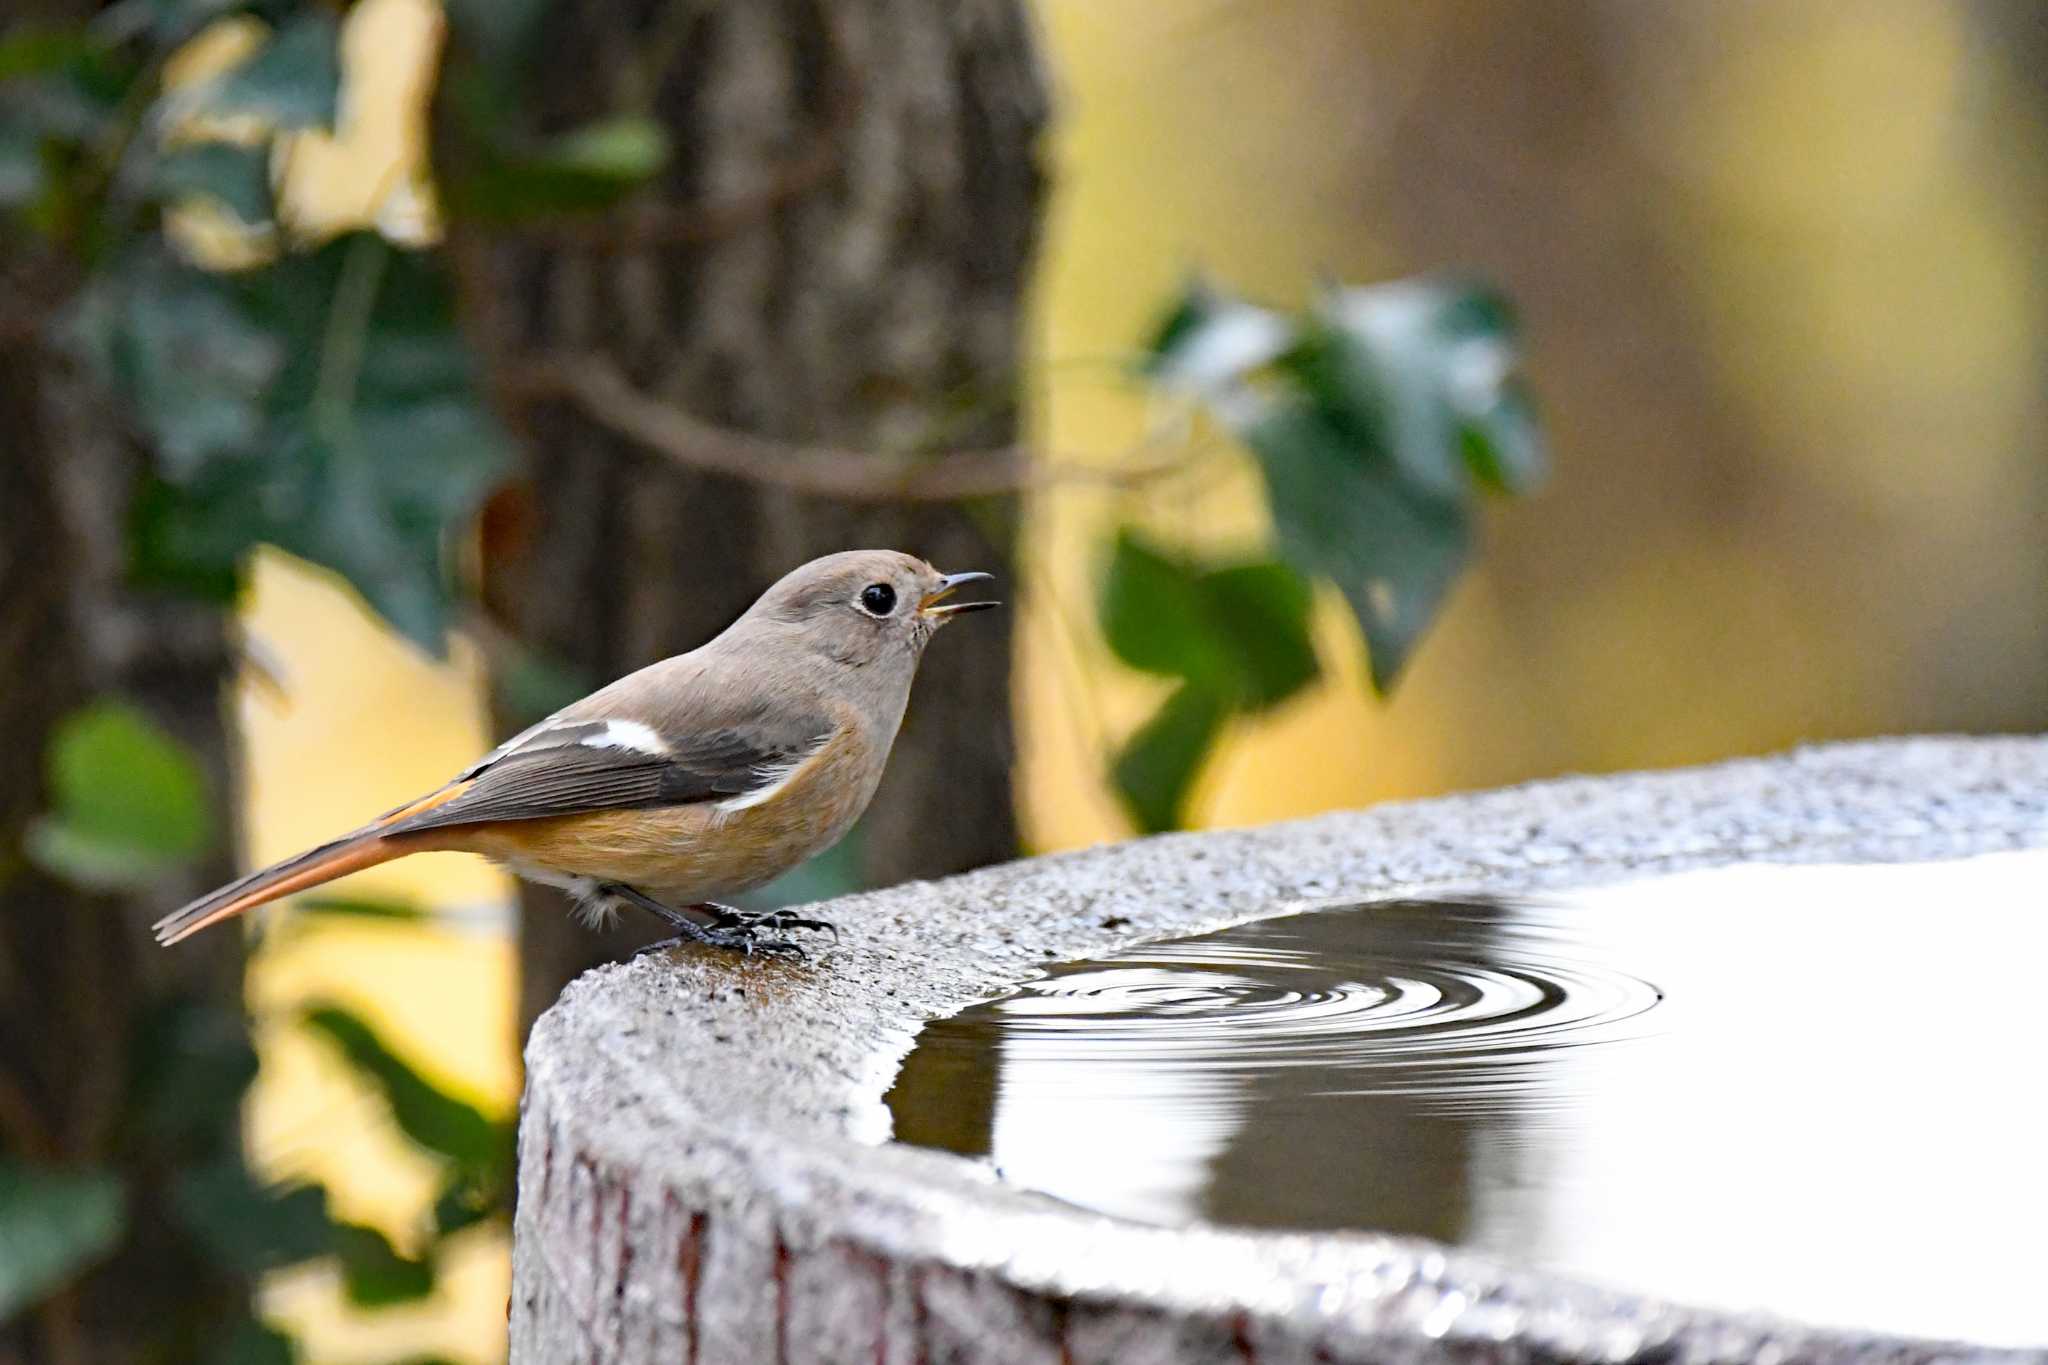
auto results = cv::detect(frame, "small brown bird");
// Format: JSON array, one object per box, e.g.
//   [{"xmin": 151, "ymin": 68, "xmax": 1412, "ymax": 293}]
[{"xmin": 154, "ymin": 550, "xmax": 997, "ymax": 957}]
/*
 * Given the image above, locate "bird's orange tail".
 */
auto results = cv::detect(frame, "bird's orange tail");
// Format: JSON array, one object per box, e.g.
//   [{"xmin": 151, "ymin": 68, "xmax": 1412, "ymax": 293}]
[
  {"xmin": 154, "ymin": 781, "xmax": 481, "ymax": 946},
  {"xmin": 152, "ymin": 827, "xmax": 424, "ymax": 946}
]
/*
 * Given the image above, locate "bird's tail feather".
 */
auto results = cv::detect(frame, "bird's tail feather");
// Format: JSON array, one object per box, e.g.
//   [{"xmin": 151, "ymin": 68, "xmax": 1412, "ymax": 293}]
[{"xmin": 152, "ymin": 827, "xmax": 420, "ymax": 946}]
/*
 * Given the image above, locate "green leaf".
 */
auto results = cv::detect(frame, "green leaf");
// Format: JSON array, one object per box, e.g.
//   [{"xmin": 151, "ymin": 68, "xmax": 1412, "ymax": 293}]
[
  {"xmin": 172, "ymin": 1159, "xmax": 331, "ymax": 1275},
  {"xmin": 152, "ymin": 141, "xmax": 272, "ymax": 225},
  {"xmin": 79, "ymin": 235, "xmax": 514, "ymax": 649},
  {"xmin": 1459, "ymin": 381, "xmax": 1543, "ymax": 495},
  {"xmin": 301, "ymin": 1005, "xmax": 508, "ymax": 1184},
  {"xmin": 1128, "ymin": 270, "xmax": 1542, "ymax": 712},
  {"xmin": 430, "ymin": 1177, "xmax": 497, "ymax": 1240},
  {"xmin": 209, "ymin": 1316, "xmax": 297, "ymax": 1365},
  {"xmin": 0, "ymin": 26, "xmax": 96, "ymax": 81},
  {"xmin": 129, "ymin": 475, "xmax": 245, "ymax": 602},
  {"xmin": 1294, "ymin": 291, "xmax": 1460, "ymax": 499},
  {"xmin": 99, "ymin": 0, "xmax": 246, "ymax": 46},
  {"xmin": 0, "ymin": 1163, "xmax": 124, "ymax": 1323},
  {"xmin": 451, "ymin": 117, "xmax": 672, "ymax": 222},
  {"xmin": 127, "ymin": 999, "xmax": 259, "ymax": 1157},
  {"xmin": 331, "ymin": 1222, "xmax": 434, "ymax": 1307},
  {"xmin": 1140, "ymin": 277, "xmax": 1291, "ymax": 395},
  {"xmin": 1195, "ymin": 560, "xmax": 1318, "ymax": 710},
  {"xmin": 26, "ymin": 700, "xmax": 212, "ymax": 890},
  {"xmin": 0, "ymin": 27, "xmax": 137, "ymax": 155},
  {"xmin": 63, "ymin": 247, "xmax": 285, "ymax": 480},
  {"xmin": 1112, "ymin": 685, "xmax": 1228, "ymax": 834},
  {"xmin": 1429, "ymin": 284, "xmax": 1546, "ymax": 493},
  {"xmin": 1247, "ymin": 401, "xmax": 1470, "ymax": 694},
  {"xmin": 1101, "ymin": 532, "xmax": 1319, "ymax": 712},
  {"xmin": 547, "ymin": 117, "xmax": 668, "ymax": 181},
  {"xmin": 1100, "ymin": 530, "xmax": 1230, "ymax": 686},
  {"xmin": 1288, "ymin": 279, "xmax": 1546, "ymax": 501},
  {"xmin": 294, "ymin": 894, "xmax": 427, "ymax": 923},
  {"xmin": 248, "ymin": 235, "xmax": 511, "ymax": 649},
  {"xmin": 195, "ymin": 12, "xmax": 341, "ymax": 129}
]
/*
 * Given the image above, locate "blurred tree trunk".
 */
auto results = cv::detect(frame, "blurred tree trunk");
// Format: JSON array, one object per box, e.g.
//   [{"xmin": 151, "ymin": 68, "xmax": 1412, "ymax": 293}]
[
  {"xmin": 449, "ymin": 0, "xmax": 1049, "ymax": 1036},
  {"xmin": 0, "ymin": 264, "xmax": 243, "ymax": 1357}
]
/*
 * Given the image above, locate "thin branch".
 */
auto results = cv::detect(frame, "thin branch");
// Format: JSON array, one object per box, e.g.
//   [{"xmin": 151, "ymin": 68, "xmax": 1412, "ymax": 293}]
[{"xmin": 511, "ymin": 354, "xmax": 1192, "ymax": 503}]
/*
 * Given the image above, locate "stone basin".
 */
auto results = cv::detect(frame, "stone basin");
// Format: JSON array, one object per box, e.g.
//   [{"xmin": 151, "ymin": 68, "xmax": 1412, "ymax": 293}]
[{"xmin": 509, "ymin": 736, "xmax": 2048, "ymax": 1364}]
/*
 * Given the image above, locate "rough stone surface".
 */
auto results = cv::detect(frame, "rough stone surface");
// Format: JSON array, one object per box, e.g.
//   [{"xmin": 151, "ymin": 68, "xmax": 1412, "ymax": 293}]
[{"xmin": 512, "ymin": 736, "xmax": 2048, "ymax": 1364}]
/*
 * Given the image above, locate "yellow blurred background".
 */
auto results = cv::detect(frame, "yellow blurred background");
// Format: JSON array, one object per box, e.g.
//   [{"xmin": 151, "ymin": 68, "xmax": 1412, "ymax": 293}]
[{"xmin": 216, "ymin": 1, "xmax": 2048, "ymax": 1358}]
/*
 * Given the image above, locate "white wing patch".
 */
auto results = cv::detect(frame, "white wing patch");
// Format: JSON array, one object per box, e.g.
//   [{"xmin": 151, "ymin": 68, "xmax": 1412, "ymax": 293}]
[
  {"xmin": 579, "ymin": 719, "xmax": 669, "ymax": 756},
  {"xmin": 461, "ymin": 716, "xmax": 670, "ymax": 780},
  {"xmin": 716, "ymin": 735, "xmax": 829, "ymax": 815}
]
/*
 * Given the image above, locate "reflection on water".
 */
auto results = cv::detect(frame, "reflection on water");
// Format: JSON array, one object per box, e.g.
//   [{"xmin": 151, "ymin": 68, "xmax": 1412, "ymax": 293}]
[{"xmin": 885, "ymin": 853, "xmax": 2048, "ymax": 1345}]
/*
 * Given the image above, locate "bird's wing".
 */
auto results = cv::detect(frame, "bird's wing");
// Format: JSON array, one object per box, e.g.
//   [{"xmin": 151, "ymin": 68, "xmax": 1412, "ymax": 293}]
[{"xmin": 381, "ymin": 707, "xmax": 835, "ymax": 834}]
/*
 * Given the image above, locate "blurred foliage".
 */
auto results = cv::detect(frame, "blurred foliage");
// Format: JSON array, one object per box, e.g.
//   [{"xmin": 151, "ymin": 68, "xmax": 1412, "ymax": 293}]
[
  {"xmin": 1107, "ymin": 277, "xmax": 1543, "ymax": 829},
  {"xmin": 0, "ymin": 1162, "xmax": 123, "ymax": 1322},
  {"xmin": 156, "ymin": 990, "xmax": 507, "ymax": 1317},
  {"xmin": 2, "ymin": 3, "xmax": 515, "ymax": 654},
  {"xmin": 436, "ymin": 0, "xmax": 666, "ymax": 222},
  {"xmin": 117, "ymin": 990, "xmax": 307, "ymax": 1354},
  {"xmin": 9, "ymin": 700, "xmax": 515, "ymax": 1352},
  {"xmin": 192, "ymin": 11, "xmax": 339, "ymax": 128},
  {"xmin": 448, "ymin": 114, "xmax": 669, "ymax": 222},
  {"xmin": 25, "ymin": 700, "xmax": 212, "ymax": 890},
  {"xmin": 1101, "ymin": 532, "xmax": 1318, "ymax": 831},
  {"xmin": 73, "ymin": 231, "xmax": 514, "ymax": 647},
  {"xmin": 291, "ymin": 893, "xmax": 429, "ymax": 923},
  {"xmin": 299, "ymin": 1000, "xmax": 512, "ymax": 1308},
  {"xmin": 300, "ymin": 1005, "xmax": 513, "ymax": 1202}
]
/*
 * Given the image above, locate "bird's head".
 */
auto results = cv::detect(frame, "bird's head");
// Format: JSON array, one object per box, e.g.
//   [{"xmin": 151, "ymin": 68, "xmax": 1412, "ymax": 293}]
[{"xmin": 747, "ymin": 549, "xmax": 998, "ymax": 669}]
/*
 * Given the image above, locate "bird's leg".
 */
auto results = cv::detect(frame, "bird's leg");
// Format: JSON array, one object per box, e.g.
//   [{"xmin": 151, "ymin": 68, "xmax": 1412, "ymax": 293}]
[
  {"xmin": 600, "ymin": 883, "xmax": 698, "ymax": 932},
  {"xmin": 599, "ymin": 883, "xmax": 822, "ymax": 959}
]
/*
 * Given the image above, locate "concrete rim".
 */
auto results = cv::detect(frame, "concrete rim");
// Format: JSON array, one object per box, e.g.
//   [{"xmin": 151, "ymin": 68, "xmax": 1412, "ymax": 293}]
[{"xmin": 512, "ymin": 736, "xmax": 2048, "ymax": 1363}]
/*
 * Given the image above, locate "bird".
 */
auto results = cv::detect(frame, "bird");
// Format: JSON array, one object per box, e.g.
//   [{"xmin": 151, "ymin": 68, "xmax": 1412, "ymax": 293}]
[{"xmin": 153, "ymin": 550, "xmax": 998, "ymax": 958}]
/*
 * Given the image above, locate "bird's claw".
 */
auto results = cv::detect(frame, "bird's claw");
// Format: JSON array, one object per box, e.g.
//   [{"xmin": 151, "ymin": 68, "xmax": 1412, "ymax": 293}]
[
  {"xmin": 706, "ymin": 906, "xmax": 839, "ymax": 944},
  {"xmin": 630, "ymin": 904, "xmax": 834, "ymax": 960},
  {"xmin": 632, "ymin": 924, "xmax": 808, "ymax": 960}
]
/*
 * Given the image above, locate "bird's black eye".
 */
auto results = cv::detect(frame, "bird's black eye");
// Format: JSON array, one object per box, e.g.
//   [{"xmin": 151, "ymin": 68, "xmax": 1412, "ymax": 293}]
[{"xmin": 859, "ymin": 582, "xmax": 896, "ymax": 616}]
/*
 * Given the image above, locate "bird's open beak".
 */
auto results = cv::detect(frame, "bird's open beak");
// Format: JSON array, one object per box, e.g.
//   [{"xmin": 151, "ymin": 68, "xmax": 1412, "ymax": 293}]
[{"xmin": 919, "ymin": 571, "xmax": 999, "ymax": 620}]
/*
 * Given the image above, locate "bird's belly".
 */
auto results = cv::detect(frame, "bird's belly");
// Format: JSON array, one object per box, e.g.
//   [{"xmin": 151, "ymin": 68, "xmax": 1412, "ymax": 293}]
[{"xmin": 464, "ymin": 798, "xmax": 854, "ymax": 906}]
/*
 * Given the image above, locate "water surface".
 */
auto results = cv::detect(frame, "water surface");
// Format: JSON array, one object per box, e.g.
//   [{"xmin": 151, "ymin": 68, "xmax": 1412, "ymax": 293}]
[{"xmin": 885, "ymin": 854, "xmax": 2048, "ymax": 1345}]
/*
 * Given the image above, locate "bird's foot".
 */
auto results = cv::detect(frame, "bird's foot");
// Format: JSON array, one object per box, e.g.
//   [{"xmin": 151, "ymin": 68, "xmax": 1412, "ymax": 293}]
[
  {"xmin": 703, "ymin": 903, "xmax": 839, "ymax": 945},
  {"xmin": 629, "ymin": 923, "xmax": 804, "ymax": 960},
  {"xmin": 605, "ymin": 885, "xmax": 833, "ymax": 960}
]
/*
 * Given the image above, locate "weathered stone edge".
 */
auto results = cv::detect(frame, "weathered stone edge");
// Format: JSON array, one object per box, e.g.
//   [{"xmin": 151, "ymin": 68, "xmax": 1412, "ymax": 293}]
[{"xmin": 512, "ymin": 735, "xmax": 2048, "ymax": 1364}]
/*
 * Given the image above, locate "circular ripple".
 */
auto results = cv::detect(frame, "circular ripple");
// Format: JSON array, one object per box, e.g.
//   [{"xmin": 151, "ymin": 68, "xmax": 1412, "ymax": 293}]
[{"xmin": 990, "ymin": 900, "xmax": 1663, "ymax": 1099}]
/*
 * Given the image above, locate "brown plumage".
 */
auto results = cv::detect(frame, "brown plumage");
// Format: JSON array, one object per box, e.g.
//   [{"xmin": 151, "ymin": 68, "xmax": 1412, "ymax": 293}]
[{"xmin": 154, "ymin": 551, "xmax": 997, "ymax": 956}]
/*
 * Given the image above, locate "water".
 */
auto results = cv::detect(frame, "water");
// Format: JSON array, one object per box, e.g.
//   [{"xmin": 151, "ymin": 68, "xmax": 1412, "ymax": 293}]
[{"xmin": 885, "ymin": 854, "xmax": 2048, "ymax": 1346}]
